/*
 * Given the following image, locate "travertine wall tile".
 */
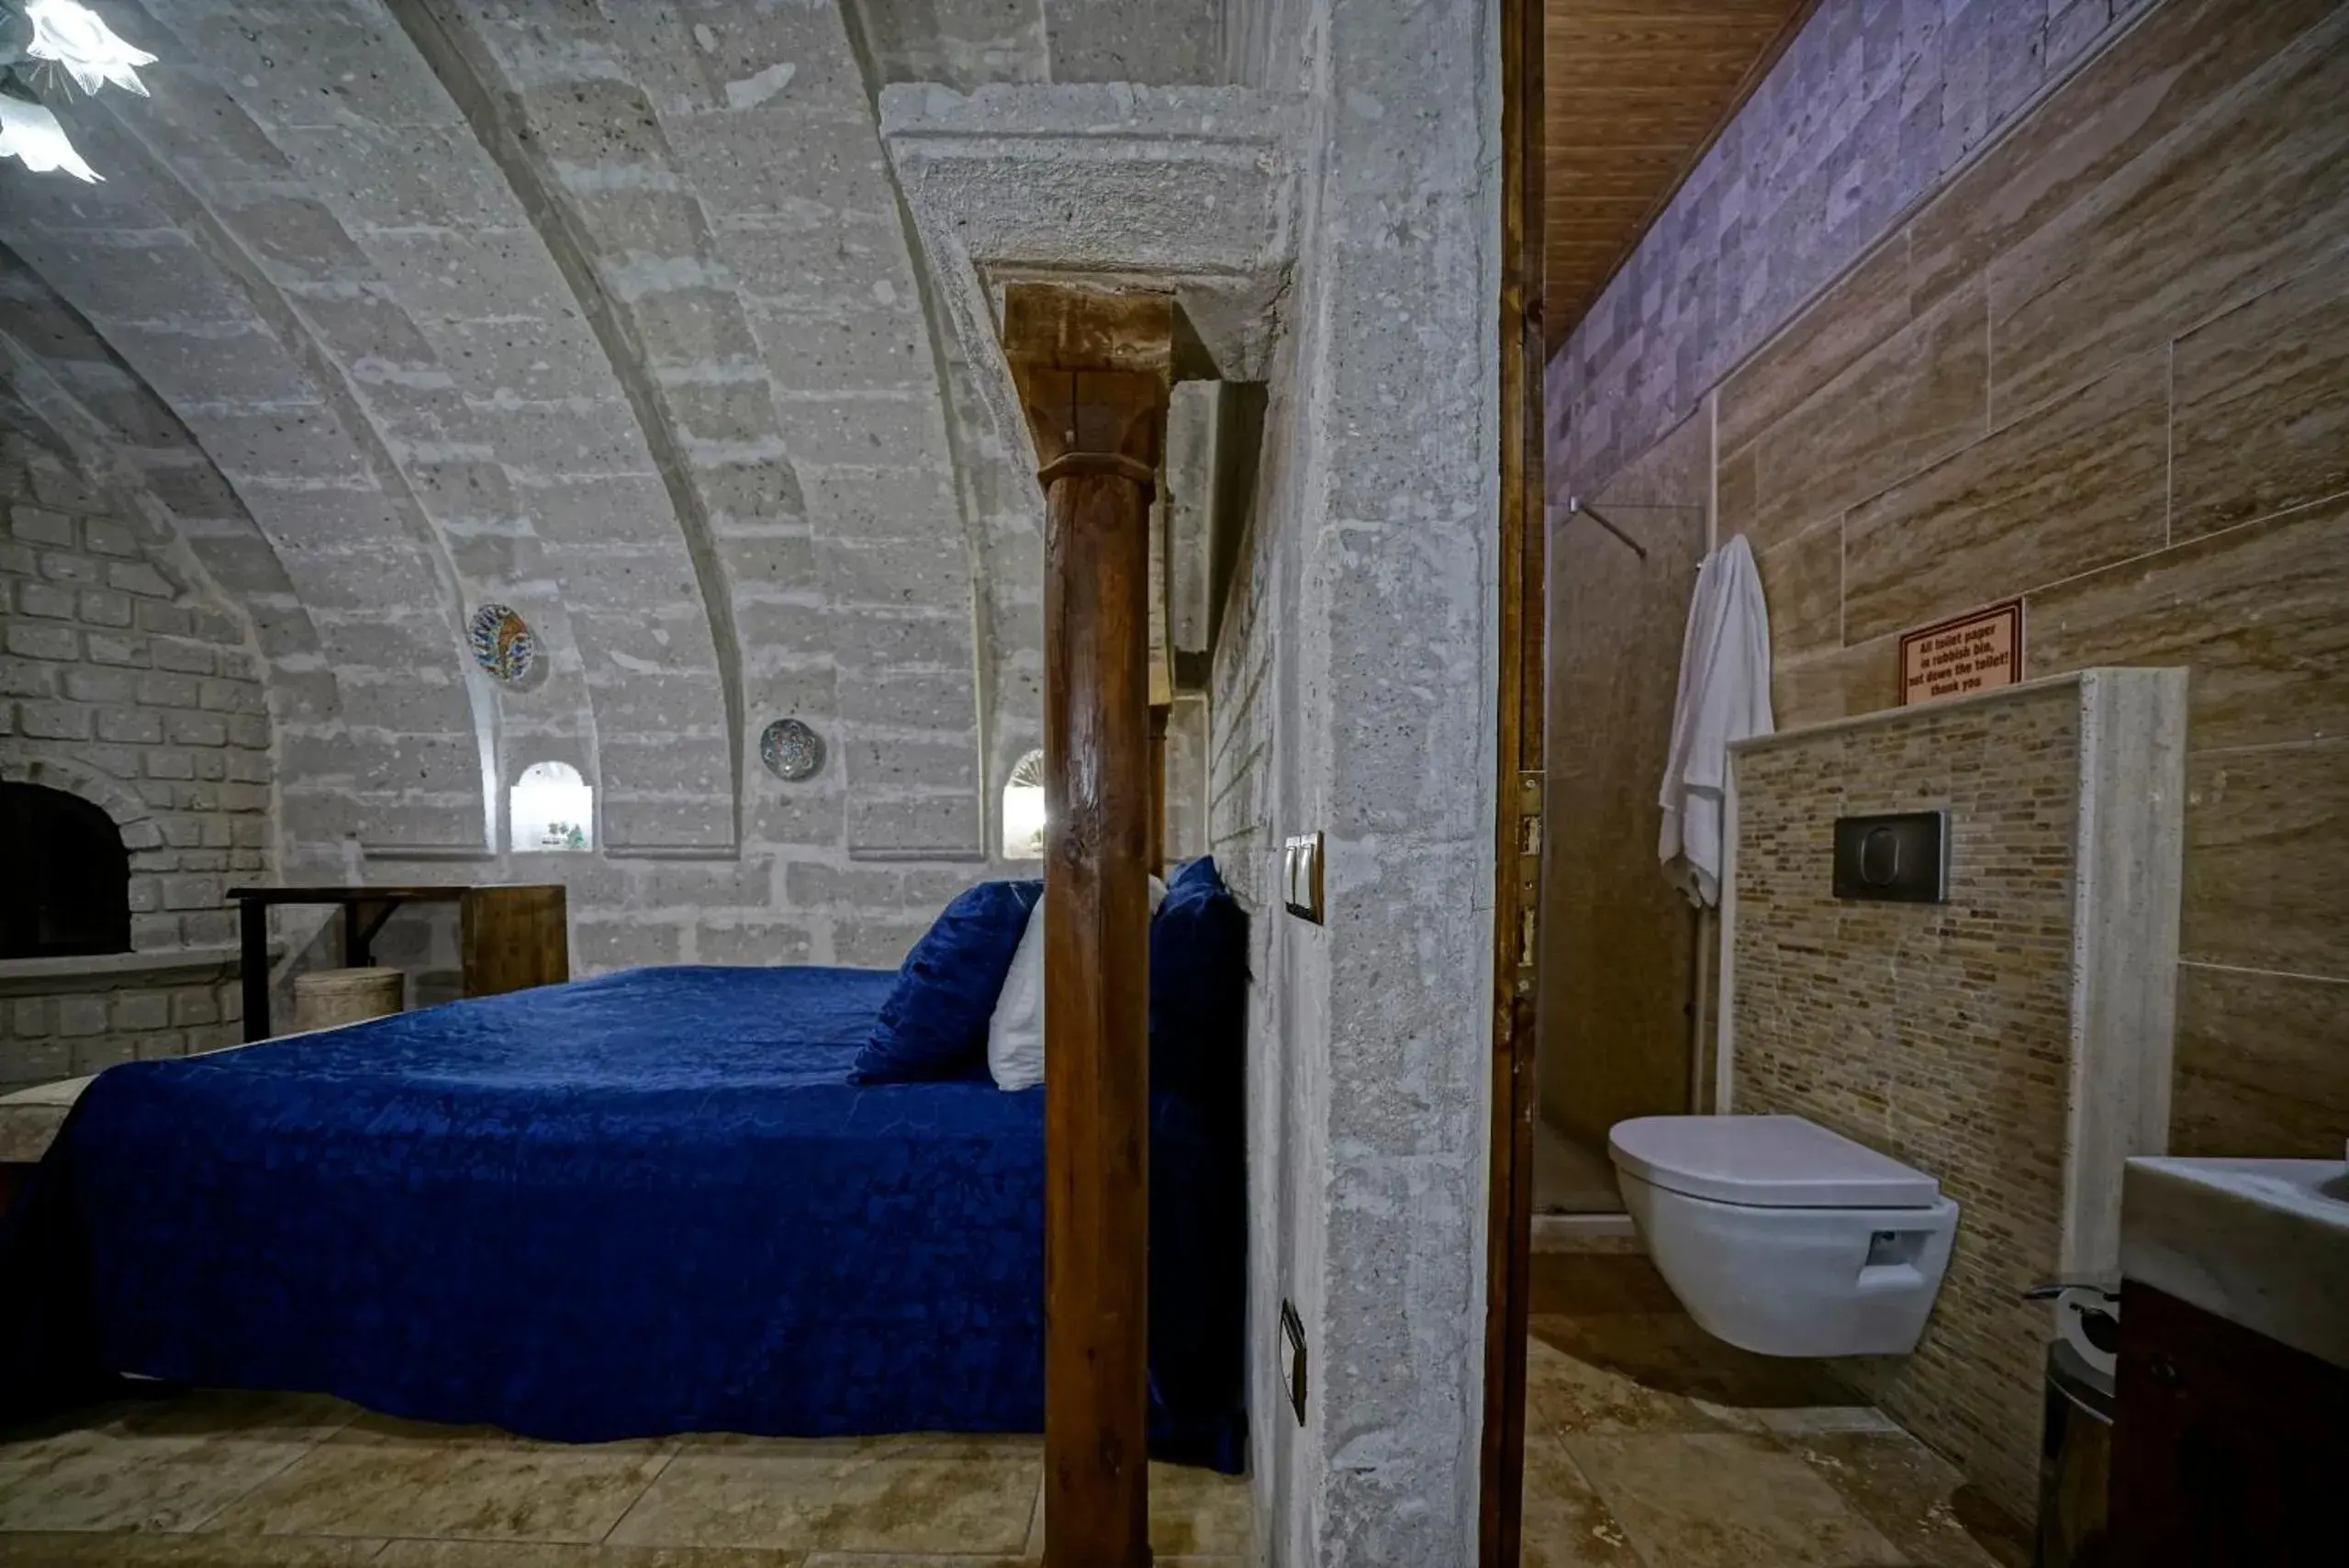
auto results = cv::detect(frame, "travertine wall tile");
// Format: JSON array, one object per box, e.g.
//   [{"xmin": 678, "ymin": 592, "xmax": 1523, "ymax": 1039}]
[
  {"xmin": 1718, "ymin": 234, "xmax": 1915, "ymax": 459},
  {"xmin": 2171, "ymin": 251, "xmax": 2349, "ymax": 543},
  {"xmin": 1769, "ymin": 633, "xmax": 1900, "ymax": 731},
  {"xmin": 1985, "ymin": 6, "xmax": 2349, "ymax": 421},
  {"xmin": 1906, "ymin": 0, "xmax": 2335, "ymax": 315},
  {"xmin": 2171, "ymin": 963, "xmax": 2349, "ymax": 1159},
  {"xmin": 1754, "ymin": 519, "xmax": 1841, "ymax": 661},
  {"xmin": 1554, "ymin": 0, "xmax": 2147, "ymax": 492},
  {"xmin": 1750, "ymin": 278, "xmax": 1987, "ymax": 553},
  {"xmin": 1843, "ymin": 351, "xmax": 2165, "ymax": 644},
  {"xmin": 2181, "ymin": 743, "xmax": 2349, "ymax": 980},
  {"xmin": 2026, "ymin": 494, "xmax": 2349, "ymax": 753}
]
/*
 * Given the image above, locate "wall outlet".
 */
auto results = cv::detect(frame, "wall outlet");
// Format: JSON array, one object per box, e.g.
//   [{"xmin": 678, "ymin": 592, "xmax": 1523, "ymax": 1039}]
[
  {"xmin": 1279, "ymin": 1298, "xmax": 1308, "ymax": 1426},
  {"xmin": 1281, "ymin": 832, "xmax": 1325, "ymax": 923}
]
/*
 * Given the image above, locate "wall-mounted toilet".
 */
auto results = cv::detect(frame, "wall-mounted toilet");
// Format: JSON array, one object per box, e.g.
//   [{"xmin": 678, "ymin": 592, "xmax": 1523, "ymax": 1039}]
[{"xmin": 1609, "ymin": 1114, "xmax": 1959, "ymax": 1358}]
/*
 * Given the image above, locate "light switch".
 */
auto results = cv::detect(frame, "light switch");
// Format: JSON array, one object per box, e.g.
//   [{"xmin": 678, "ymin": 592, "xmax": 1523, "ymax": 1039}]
[{"xmin": 1283, "ymin": 831, "xmax": 1324, "ymax": 923}]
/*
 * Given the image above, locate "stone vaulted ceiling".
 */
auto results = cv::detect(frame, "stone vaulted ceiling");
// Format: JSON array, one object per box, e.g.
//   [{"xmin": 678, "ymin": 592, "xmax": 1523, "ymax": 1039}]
[{"xmin": 0, "ymin": 0, "xmax": 1226, "ymax": 866}]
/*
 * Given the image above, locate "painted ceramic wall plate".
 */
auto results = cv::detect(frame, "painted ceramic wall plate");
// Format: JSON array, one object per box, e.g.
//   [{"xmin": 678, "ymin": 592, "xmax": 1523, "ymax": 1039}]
[
  {"xmin": 468, "ymin": 603, "xmax": 537, "ymax": 683},
  {"xmin": 760, "ymin": 718, "xmax": 824, "ymax": 781}
]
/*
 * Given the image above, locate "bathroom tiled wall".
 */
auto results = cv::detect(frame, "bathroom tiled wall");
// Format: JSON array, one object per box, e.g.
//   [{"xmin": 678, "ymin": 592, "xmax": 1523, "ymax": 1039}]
[
  {"xmin": 1562, "ymin": 0, "xmax": 2349, "ymax": 1162},
  {"xmin": 1723, "ymin": 0, "xmax": 2349, "ymax": 1163},
  {"xmin": 1729, "ymin": 680, "xmax": 2083, "ymax": 1522}
]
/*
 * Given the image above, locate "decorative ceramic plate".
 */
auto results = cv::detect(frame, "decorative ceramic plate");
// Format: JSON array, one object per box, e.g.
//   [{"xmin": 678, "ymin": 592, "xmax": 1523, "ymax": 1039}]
[
  {"xmin": 760, "ymin": 718, "xmax": 824, "ymax": 781},
  {"xmin": 467, "ymin": 603, "xmax": 536, "ymax": 683}
]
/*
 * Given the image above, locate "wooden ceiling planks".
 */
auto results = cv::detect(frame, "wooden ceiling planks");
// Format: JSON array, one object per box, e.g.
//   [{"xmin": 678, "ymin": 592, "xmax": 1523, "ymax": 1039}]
[{"xmin": 1545, "ymin": 0, "xmax": 1815, "ymax": 353}]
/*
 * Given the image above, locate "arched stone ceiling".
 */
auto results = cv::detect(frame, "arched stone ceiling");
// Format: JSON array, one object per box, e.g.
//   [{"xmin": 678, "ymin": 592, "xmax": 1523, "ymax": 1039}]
[
  {"xmin": 105, "ymin": 0, "xmax": 740, "ymax": 857},
  {"xmin": 396, "ymin": 0, "xmax": 986, "ymax": 858},
  {"xmin": 0, "ymin": 106, "xmax": 500, "ymax": 855},
  {"xmin": 0, "ymin": 246, "xmax": 355, "ymax": 863},
  {"xmin": 1, "ymin": 0, "xmax": 1236, "ymax": 866}
]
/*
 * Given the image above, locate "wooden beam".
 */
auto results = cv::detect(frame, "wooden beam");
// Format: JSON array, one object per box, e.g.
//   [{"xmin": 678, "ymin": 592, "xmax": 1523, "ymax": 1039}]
[{"xmin": 1003, "ymin": 284, "xmax": 1171, "ymax": 1568}]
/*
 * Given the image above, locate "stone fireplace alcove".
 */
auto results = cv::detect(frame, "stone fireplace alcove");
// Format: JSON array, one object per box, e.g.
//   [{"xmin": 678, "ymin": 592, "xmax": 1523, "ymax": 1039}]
[
  {"xmin": 0, "ymin": 763, "xmax": 246, "ymax": 1095},
  {"xmin": 1, "ymin": 781, "xmax": 130, "ymax": 960}
]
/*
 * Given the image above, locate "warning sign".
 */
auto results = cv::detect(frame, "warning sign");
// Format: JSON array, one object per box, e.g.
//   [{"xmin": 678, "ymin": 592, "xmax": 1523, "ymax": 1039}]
[{"xmin": 1899, "ymin": 599, "xmax": 2023, "ymax": 706}]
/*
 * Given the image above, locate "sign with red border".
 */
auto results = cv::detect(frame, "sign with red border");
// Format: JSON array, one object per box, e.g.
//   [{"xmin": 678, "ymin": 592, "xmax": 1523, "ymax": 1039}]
[{"xmin": 1899, "ymin": 599, "xmax": 2024, "ymax": 706}]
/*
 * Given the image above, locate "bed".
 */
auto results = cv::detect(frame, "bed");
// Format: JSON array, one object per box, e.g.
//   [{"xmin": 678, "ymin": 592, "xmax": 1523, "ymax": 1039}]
[{"xmin": 0, "ymin": 962, "xmax": 1246, "ymax": 1472}]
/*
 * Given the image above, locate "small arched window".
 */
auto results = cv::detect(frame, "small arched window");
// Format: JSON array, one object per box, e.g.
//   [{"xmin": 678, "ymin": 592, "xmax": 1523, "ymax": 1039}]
[
  {"xmin": 0, "ymin": 783, "xmax": 129, "ymax": 958},
  {"xmin": 510, "ymin": 761, "xmax": 593, "ymax": 852},
  {"xmin": 1002, "ymin": 748, "xmax": 1046, "ymax": 860}
]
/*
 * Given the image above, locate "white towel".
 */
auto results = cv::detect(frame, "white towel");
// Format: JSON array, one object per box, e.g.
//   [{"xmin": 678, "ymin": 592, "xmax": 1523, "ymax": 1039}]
[{"xmin": 1659, "ymin": 533, "xmax": 1773, "ymax": 907}]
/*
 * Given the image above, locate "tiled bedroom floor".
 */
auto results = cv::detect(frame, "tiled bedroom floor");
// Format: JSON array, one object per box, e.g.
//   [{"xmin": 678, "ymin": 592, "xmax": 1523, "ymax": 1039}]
[
  {"xmin": 0, "ymin": 1393, "xmax": 1248, "ymax": 1566},
  {"xmin": 1521, "ymin": 1252, "xmax": 2033, "ymax": 1568},
  {"xmin": 0, "ymin": 1254, "xmax": 2035, "ymax": 1568}
]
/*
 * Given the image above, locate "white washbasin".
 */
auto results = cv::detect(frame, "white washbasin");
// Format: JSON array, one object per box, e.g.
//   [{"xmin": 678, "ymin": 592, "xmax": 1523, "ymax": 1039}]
[{"xmin": 2120, "ymin": 1155, "xmax": 2349, "ymax": 1371}]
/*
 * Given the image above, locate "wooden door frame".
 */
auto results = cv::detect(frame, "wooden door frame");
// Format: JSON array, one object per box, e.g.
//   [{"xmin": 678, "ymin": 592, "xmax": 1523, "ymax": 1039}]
[{"xmin": 1480, "ymin": 0, "xmax": 1544, "ymax": 1561}]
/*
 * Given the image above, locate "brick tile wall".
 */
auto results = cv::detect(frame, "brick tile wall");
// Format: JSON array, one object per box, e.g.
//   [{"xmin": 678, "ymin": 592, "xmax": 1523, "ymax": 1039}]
[{"xmin": 1729, "ymin": 681, "xmax": 2080, "ymax": 1521}]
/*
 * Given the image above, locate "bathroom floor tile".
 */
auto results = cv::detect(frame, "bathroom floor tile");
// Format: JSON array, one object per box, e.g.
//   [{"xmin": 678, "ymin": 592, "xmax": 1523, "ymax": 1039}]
[
  {"xmin": 1789, "ymin": 1430, "xmax": 2033, "ymax": 1568},
  {"xmin": 205, "ymin": 1415, "xmax": 675, "ymax": 1542},
  {"xmin": 1519, "ymin": 1433, "xmax": 1645, "ymax": 1567},
  {"xmin": 1527, "ymin": 1320, "xmax": 1727, "ymax": 1436},
  {"xmin": 1529, "ymin": 1252, "xmax": 1684, "ymax": 1316},
  {"xmin": 602, "ymin": 1435, "xmax": 1036, "ymax": 1554},
  {"xmin": 1566, "ymin": 1431, "xmax": 1908, "ymax": 1567},
  {"xmin": 1538, "ymin": 1311, "xmax": 1857, "ymax": 1416},
  {"xmin": 372, "ymin": 1543, "xmax": 811, "ymax": 1566}
]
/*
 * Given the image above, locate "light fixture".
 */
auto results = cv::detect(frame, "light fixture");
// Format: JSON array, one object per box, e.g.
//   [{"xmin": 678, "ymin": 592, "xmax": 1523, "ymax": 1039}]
[
  {"xmin": 0, "ymin": 0, "xmax": 156, "ymax": 182},
  {"xmin": 0, "ymin": 91, "xmax": 94, "ymax": 180},
  {"xmin": 24, "ymin": 0, "xmax": 152, "ymax": 95}
]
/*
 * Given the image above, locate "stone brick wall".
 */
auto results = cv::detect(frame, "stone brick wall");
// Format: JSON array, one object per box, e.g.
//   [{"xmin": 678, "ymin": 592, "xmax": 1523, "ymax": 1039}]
[
  {"xmin": 1728, "ymin": 680, "xmax": 2082, "ymax": 1522},
  {"xmin": 1, "ymin": 434, "xmax": 270, "ymax": 1088},
  {"xmin": 0, "ymin": 956, "xmax": 243, "ymax": 1093}
]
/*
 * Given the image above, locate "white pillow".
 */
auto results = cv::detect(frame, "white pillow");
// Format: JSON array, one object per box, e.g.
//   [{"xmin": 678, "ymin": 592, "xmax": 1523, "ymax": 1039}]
[{"xmin": 988, "ymin": 876, "xmax": 1165, "ymax": 1092}]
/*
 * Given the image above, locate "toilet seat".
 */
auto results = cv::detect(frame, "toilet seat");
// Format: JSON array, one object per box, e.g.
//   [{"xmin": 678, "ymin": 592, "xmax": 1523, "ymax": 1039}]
[{"xmin": 1610, "ymin": 1114, "xmax": 1941, "ymax": 1209}]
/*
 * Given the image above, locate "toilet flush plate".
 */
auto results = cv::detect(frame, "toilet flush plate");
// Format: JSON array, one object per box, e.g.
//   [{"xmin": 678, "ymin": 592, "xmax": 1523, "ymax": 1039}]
[{"xmin": 1832, "ymin": 811, "xmax": 1948, "ymax": 902}]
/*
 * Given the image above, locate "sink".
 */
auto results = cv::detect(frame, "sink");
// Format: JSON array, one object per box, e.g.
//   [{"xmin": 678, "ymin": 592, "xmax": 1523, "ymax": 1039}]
[{"xmin": 2120, "ymin": 1156, "xmax": 2349, "ymax": 1371}]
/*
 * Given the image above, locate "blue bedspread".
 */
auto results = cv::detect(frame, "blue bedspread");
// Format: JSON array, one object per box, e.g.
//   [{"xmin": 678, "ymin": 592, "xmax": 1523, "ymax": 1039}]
[{"xmin": 0, "ymin": 967, "xmax": 1244, "ymax": 1470}]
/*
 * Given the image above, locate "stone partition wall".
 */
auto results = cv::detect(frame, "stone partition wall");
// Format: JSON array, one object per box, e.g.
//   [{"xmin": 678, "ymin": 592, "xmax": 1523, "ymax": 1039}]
[
  {"xmin": 1721, "ymin": 669, "xmax": 2185, "ymax": 1523},
  {"xmin": 1557, "ymin": 0, "xmax": 2349, "ymax": 1161},
  {"xmin": 1209, "ymin": 0, "xmax": 1501, "ymax": 1561}
]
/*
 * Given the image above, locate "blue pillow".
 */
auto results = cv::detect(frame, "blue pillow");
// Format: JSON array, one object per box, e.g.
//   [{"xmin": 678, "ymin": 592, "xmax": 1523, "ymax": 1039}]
[
  {"xmin": 854, "ymin": 879, "xmax": 1042, "ymax": 1083},
  {"xmin": 1168, "ymin": 856, "xmax": 1221, "ymax": 894},
  {"xmin": 1149, "ymin": 858, "xmax": 1247, "ymax": 1110}
]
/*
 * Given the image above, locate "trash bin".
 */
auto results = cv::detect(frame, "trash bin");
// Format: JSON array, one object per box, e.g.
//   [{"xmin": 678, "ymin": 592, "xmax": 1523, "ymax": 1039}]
[
  {"xmin": 292, "ymin": 966, "xmax": 405, "ymax": 1033},
  {"xmin": 2037, "ymin": 1335, "xmax": 2113, "ymax": 1568}
]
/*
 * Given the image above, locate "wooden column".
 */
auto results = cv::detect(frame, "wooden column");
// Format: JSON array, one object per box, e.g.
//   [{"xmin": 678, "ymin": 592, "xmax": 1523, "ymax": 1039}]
[{"xmin": 1004, "ymin": 286, "xmax": 1172, "ymax": 1568}]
